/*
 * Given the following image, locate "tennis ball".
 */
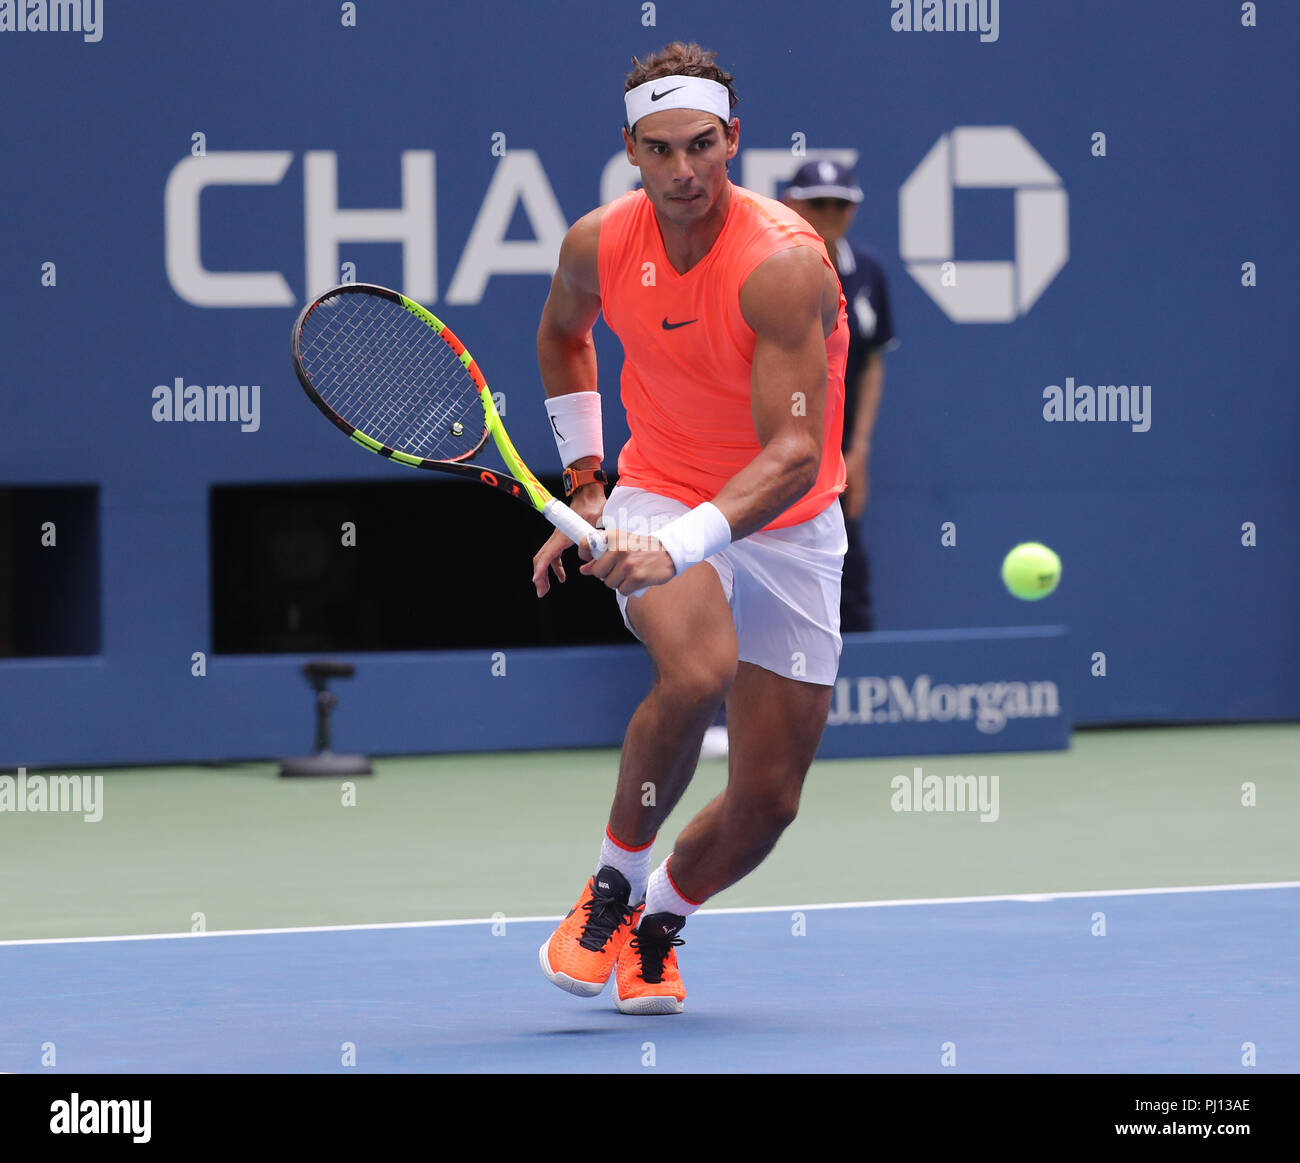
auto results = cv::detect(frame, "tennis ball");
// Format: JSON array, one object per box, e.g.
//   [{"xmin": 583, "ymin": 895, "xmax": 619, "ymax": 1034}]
[{"xmin": 1001, "ymin": 542, "xmax": 1061, "ymax": 600}]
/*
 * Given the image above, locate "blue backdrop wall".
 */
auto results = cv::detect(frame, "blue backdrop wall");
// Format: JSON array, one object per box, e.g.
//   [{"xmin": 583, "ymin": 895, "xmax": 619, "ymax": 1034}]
[{"xmin": 1, "ymin": 0, "xmax": 1295, "ymax": 766}]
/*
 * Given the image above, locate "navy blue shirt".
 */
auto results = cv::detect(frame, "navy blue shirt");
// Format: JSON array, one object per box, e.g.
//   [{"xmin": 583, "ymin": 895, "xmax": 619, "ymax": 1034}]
[{"xmin": 834, "ymin": 238, "xmax": 896, "ymax": 448}]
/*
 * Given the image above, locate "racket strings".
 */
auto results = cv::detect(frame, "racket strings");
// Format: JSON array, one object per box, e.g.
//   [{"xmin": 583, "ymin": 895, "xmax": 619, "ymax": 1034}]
[{"xmin": 298, "ymin": 293, "xmax": 484, "ymax": 461}]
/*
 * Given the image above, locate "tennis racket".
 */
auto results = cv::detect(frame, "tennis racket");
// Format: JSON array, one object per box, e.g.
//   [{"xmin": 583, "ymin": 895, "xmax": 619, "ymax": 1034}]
[{"xmin": 290, "ymin": 282, "xmax": 610, "ymax": 566}]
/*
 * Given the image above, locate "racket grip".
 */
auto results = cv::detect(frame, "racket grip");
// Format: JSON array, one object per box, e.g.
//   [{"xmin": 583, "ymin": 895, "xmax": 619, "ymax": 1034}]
[
  {"xmin": 541, "ymin": 499, "xmax": 648, "ymax": 599},
  {"xmin": 543, "ymin": 497, "xmax": 602, "ymax": 555}
]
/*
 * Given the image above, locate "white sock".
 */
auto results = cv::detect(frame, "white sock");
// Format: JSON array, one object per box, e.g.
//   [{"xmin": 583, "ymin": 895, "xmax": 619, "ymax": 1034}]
[
  {"xmin": 597, "ymin": 826, "xmax": 654, "ymax": 905},
  {"xmin": 642, "ymin": 857, "xmax": 703, "ymax": 922}
]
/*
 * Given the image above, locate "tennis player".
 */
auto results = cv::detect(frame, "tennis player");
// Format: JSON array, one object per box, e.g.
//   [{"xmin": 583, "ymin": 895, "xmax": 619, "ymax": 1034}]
[{"xmin": 533, "ymin": 42, "xmax": 848, "ymax": 1014}]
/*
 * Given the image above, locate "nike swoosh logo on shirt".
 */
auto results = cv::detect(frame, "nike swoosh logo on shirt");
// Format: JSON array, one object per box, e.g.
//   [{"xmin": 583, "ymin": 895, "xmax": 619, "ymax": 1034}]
[
  {"xmin": 650, "ymin": 86, "xmax": 684, "ymax": 101},
  {"xmin": 661, "ymin": 318, "xmax": 697, "ymax": 330}
]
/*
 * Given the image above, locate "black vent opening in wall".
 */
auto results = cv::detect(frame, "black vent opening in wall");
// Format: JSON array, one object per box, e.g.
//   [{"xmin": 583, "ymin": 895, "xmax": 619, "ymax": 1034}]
[
  {"xmin": 209, "ymin": 479, "xmax": 636, "ymax": 654},
  {"xmin": 0, "ymin": 486, "xmax": 101, "ymax": 658}
]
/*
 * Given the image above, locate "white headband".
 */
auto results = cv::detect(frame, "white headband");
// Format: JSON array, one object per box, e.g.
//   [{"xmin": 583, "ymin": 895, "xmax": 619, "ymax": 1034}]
[{"xmin": 624, "ymin": 75, "xmax": 731, "ymax": 131}]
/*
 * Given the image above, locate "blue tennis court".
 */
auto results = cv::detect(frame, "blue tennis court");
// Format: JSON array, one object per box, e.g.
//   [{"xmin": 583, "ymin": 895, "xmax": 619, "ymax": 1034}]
[{"xmin": 3, "ymin": 884, "xmax": 1295, "ymax": 1074}]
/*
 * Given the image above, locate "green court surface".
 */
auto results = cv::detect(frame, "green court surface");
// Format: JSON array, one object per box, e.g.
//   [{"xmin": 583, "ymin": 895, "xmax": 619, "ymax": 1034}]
[{"xmin": 1, "ymin": 724, "xmax": 1296, "ymax": 941}]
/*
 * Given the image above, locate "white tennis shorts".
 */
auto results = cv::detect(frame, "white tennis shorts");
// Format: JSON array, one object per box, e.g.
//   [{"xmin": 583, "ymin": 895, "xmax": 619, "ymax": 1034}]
[{"xmin": 604, "ymin": 484, "xmax": 848, "ymax": 687}]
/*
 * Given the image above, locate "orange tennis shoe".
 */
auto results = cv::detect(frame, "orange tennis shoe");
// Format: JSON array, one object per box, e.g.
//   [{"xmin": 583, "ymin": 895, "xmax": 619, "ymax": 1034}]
[
  {"xmin": 615, "ymin": 912, "xmax": 686, "ymax": 1015},
  {"xmin": 539, "ymin": 867, "xmax": 642, "ymax": 997}
]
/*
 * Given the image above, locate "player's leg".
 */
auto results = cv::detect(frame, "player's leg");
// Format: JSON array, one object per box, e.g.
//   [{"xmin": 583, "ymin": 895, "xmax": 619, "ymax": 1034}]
[
  {"xmin": 608, "ymin": 562, "xmax": 737, "ymax": 846},
  {"xmin": 665, "ymin": 662, "xmax": 832, "ymax": 900},
  {"xmin": 540, "ymin": 490, "xmax": 737, "ymax": 998},
  {"xmin": 613, "ymin": 499, "xmax": 844, "ymax": 1014},
  {"xmin": 612, "ymin": 663, "xmax": 831, "ymax": 1014}
]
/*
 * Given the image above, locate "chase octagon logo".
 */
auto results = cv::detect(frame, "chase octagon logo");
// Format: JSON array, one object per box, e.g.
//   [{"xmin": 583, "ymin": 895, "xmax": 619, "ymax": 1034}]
[{"xmin": 900, "ymin": 126, "xmax": 1068, "ymax": 323}]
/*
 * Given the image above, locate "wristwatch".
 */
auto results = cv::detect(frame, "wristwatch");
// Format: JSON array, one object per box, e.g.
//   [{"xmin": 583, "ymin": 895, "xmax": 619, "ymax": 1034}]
[{"xmin": 562, "ymin": 467, "xmax": 609, "ymax": 498}]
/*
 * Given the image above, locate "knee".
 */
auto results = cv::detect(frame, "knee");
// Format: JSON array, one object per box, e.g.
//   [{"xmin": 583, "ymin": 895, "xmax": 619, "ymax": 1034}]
[
  {"xmin": 729, "ymin": 784, "xmax": 802, "ymax": 840},
  {"xmin": 656, "ymin": 658, "xmax": 735, "ymax": 713},
  {"xmin": 763, "ymin": 790, "xmax": 802, "ymax": 836}
]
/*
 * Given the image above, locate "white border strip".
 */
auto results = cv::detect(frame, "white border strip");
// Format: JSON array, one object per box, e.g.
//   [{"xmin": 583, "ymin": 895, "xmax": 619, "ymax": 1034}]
[{"xmin": 2, "ymin": 880, "xmax": 1297, "ymax": 948}]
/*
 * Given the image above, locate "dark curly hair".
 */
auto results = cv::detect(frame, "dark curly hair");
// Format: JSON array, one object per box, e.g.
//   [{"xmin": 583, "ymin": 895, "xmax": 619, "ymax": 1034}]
[{"xmin": 624, "ymin": 42, "xmax": 738, "ymax": 135}]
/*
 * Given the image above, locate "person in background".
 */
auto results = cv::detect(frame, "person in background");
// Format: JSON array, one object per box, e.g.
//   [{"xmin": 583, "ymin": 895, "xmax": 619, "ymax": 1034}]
[{"xmin": 784, "ymin": 159, "xmax": 897, "ymax": 631}]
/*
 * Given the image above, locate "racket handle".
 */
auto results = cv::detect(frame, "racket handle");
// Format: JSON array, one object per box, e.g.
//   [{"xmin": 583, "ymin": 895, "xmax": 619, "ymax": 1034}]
[{"xmin": 541, "ymin": 499, "xmax": 648, "ymax": 599}]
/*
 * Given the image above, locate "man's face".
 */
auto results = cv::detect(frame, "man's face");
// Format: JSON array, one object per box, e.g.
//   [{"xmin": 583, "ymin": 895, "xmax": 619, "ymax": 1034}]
[
  {"xmin": 624, "ymin": 109, "xmax": 739, "ymax": 227},
  {"xmin": 786, "ymin": 196, "xmax": 856, "ymax": 247}
]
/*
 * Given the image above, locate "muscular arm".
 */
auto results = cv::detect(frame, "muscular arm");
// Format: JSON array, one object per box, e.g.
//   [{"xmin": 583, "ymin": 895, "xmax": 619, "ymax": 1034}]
[
  {"xmin": 710, "ymin": 245, "xmax": 834, "ymax": 540},
  {"xmin": 531, "ymin": 209, "xmax": 608, "ymax": 596},
  {"xmin": 537, "ymin": 208, "xmax": 603, "ymax": 407}
]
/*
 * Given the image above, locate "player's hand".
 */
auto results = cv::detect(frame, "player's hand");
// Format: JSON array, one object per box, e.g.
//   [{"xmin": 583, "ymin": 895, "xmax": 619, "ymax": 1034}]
[
  {"xmin": 844, "ymin": 450, "xmax": 870, "ymax": 520},
  {"xmin": 578, "ymin": 527, "xmax": 676, "ymax": 596},
  {"xmin": 532, "ymin": 485, "xmax": 606, "ymax": 597}
]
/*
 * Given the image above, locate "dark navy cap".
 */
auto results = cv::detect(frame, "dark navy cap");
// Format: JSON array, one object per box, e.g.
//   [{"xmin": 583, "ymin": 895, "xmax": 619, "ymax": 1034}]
[{"xmin": 785, "ymin": 159, "xmax": 864, "ymax": 203}]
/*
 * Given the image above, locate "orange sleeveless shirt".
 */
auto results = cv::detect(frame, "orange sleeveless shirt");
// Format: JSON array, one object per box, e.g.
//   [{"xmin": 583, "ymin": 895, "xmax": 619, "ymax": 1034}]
[{"xmin": 597, "ymin": 183, "xmax": 848, "ymax": 531}]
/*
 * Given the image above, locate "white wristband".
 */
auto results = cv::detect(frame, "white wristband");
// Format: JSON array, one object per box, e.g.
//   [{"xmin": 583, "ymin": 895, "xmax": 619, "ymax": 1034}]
[
  {"xmin": 656, "ymin": 503, "xmax": 732, "ymax": 575},
  {"xmin": 544, "ymin": 391, "xmax": 603, "ymax": 467}
]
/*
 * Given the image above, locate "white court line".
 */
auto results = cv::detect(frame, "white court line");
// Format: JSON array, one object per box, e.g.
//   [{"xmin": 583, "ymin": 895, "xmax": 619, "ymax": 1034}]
[{"xmin": 1, "ymin": 879, "xmax": 1297, "ymax": 949}]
